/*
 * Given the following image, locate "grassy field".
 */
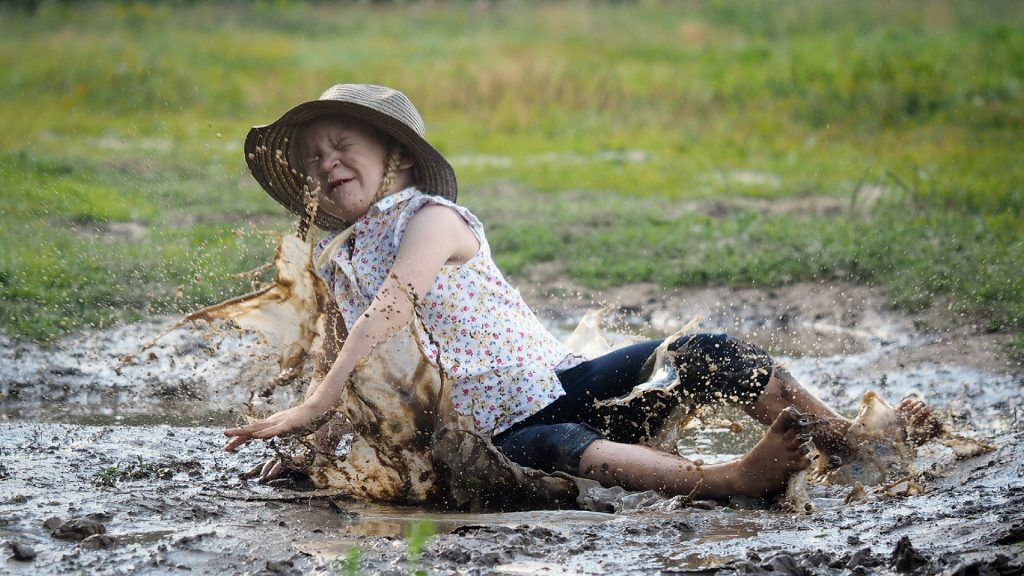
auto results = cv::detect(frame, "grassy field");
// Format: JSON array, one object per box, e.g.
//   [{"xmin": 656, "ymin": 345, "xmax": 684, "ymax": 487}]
[{"xmin": 1, "ymin": 1, "xmax": 1021, "ymax": 350}]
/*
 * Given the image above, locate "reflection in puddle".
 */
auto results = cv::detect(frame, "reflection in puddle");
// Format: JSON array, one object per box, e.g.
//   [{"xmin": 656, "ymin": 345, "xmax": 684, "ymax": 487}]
[
  {"xmin": 119, "ymin": 529, "xmax": 177, "ymax": 545},
  {"xmin": 493, "ymin": 560, "xmax": 587, "ymax": 575},
  {"xmin": 696, "ymin": 518, "xmax": 761, "ymax": 543},
  {"xmin": 655, "ymin": 518, "xmax": 762, "ymax": 571},
  {"xmin": 298, "ymin": 506, "xmax": 625, "ymax": 568},
  {"xmin": 664, "ymin": 552, "xmax": 736, "ymax": 571},
  {"xmin": 301, "ymin": 503, "xmax": 767, "ymax": 574},
  {"xmin": 326, "ymin": 505, "xmax": 619, "ymax": 539}
]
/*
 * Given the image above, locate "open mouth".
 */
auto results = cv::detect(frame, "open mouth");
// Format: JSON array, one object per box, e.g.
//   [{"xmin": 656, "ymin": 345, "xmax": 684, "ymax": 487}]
[{"xmin": 327, "ymin": 178, "xmax": 353, "ymax": 195}]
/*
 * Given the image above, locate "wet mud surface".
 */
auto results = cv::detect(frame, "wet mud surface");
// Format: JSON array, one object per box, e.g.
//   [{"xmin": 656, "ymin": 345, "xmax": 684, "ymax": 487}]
[{"xmin": 2, "ymin": 282, "xmax": 1023, "ymax": 575}]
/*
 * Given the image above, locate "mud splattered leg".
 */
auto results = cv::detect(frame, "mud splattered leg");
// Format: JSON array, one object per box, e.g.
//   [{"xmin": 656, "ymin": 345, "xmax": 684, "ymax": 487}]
[
  {"xmin": 744, "ymin": 367, "xmax": 855, "ymax": 461},
  {"xmin": 578, "ymin": 407, "xmax": 813, "ymax": 499}
]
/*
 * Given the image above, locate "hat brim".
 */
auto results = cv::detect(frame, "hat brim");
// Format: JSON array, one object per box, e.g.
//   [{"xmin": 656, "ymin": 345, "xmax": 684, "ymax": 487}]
[{"xmin": 245, "ymin": 100, "xmax": 458, "ymax": 231}]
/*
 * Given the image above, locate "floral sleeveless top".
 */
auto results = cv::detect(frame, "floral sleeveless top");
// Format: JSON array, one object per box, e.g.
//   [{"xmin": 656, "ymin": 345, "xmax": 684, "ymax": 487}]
[{"xmin": 313, "ymin": 187, "xmax": 581, "ymax": 435}]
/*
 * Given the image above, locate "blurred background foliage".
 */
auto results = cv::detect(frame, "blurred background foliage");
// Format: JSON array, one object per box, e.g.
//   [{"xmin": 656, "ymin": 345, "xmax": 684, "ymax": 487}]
[{"xmin": 0, "ymin": 0, "xmax": 1021, "ymax": 347}]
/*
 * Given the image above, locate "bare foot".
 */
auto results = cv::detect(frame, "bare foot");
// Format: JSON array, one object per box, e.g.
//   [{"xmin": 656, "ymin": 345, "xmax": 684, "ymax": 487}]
[
  {"xmin": 897, "ymin": 398, "xmax": 943, "ymax": 445},
  {"xmin": 732, "ymin": 406, "xmax": 814, "ymax": 498},
  {"xmin": 804, "ymin": 416, "xmax": 855, "ymax": 469}
]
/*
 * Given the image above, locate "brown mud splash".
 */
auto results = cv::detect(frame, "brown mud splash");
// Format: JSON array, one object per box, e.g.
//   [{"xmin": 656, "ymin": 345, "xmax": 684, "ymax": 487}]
[
  {"xmin": 809, "ymin": 391, "xmax": 994, "ymax": 503},
  {"xmin": 119, "ymin": 234, "xmax": 325, "ymax": 406},
  {"xmin": 309, "ymin": 322, "xmax": 582, "ymax": 509},
  {"xmin": 121, "ymin": 176, "xmax": 326, "ymax": 399}
]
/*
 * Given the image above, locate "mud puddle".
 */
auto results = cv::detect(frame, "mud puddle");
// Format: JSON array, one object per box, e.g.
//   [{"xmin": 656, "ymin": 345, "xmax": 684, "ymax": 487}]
[{"xmin": 2, "ymin": 282, "xmax": 1023, "ymax": 575}]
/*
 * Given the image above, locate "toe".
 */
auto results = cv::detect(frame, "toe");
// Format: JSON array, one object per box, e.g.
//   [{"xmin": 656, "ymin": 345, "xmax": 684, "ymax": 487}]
[
  {"xmin": 788, "ymin": 433, "xmax": 811, "ymax": 450},
  {"xmin": 798, "ymin": 439, "xmax": 813, "ymax": 455},
  {"xmin": 771, "ymin": 406, "xmax": 804, "ymax": 433},
  {"xmin": 795, "ymin": 454, "xmax": 811, "ymax": 470},
  {"xmin": 909, "ymin": 406, "xmax": 926, "ymax": 422},
  {"xmin": 240, "ymin": 462, "xmax": 262, "ymax": 480}
]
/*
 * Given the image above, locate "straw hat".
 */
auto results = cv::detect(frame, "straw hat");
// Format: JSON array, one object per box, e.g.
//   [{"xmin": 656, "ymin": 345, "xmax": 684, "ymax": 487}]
[{"xmin": 245, "ymin": 84, "xmax": 458, "ymax": 231}]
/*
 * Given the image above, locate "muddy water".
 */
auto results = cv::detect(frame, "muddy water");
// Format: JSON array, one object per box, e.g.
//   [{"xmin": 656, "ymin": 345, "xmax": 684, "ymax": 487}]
[{"xmin": 2, "ymin": 285, "xmax": 1023, "ymax": 575}]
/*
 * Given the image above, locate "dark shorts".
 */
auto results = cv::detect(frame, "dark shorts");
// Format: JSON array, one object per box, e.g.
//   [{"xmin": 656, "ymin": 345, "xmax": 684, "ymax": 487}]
[{"xmin": 491, "ymin": 334, "xmax": 775, "ymax": 475}]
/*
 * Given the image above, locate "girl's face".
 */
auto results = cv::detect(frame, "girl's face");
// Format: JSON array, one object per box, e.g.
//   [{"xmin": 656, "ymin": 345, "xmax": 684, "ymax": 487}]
[{"xmin": 295, "ymin": 116, "xmax": 392, "ymax": 223}]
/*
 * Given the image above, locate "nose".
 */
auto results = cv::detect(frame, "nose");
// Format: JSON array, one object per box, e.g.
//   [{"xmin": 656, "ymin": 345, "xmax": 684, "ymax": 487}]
[{"xmin": 318, "ymin": 153, "xmax": 338, "ymax": 175}]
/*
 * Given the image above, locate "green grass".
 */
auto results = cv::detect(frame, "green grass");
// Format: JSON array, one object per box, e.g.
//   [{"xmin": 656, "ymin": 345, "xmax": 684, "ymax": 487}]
[
  {"xmin": 93, "ymin": 458, "xmax": 168, "ymax": 487},
  {"xmin": 1, "ymin": 0, "xmax": 1021, "ymax": 347}
]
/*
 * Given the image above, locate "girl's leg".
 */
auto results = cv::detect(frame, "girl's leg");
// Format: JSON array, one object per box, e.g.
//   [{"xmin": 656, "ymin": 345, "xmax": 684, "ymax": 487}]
[
  {"xmin": 540, "ymin": 340, "xmax": 672, "ymax": 442},
  {"xmin": 578, "ymin": 406, "xmax": 814, "ymax": 498},
  {"xmin": 744, "ymin": 366, "xmax": 855, "ymax": 459},
  {"xmin": 504, "ymin": 339, "xmax": 816, "ymax": 498},
  {"xmin": 492, "ymin": 340, "xmax": 666, "ymax": 477},
  {"xmin": 497, "ymin": 332, "xmax": 938, "ymax": 496},
  {"xmin": 666, "ymin": 335, "xmax": 941, "ymax": 457},
  {"xmin": 745, "ymin": 366, "xmax": 940, "ymax": 453}
]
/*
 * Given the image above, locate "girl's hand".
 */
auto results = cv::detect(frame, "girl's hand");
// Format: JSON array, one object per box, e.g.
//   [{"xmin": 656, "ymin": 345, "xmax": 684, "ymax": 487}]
[
  {"xmin": 242, "ymin": 457, "xmax": 292, "ymax": 483},
  {"xmin": 238, "ymin": 416, "xmax": 348, "ymax": 481},
  {"xmin": 223, "ymin": 400, "xmax": 330, "ymax": 452}
]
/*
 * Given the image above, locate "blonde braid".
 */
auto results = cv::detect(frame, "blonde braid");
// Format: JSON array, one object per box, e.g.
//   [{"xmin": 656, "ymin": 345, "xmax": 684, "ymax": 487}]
[{"xmin": 374, "ymin": 145, "xmax": 405, "ymax": 203}]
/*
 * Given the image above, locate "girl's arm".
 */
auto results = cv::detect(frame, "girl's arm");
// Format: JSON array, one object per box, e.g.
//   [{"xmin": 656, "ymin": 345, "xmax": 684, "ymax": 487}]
[
  {"xmin": 224, "ymin": 205, "xmax": 479, "ymax": 450},
  {"xmin": 306, "ymin": 297, "xmax": 350, "ymax": 450},
  {"xmin": 239, "ymin": 294, "xmax": 349, "ymax": 481},
  {"xmin": 309, "ymin": 296, "xmax": 347, "ymax": 399}
]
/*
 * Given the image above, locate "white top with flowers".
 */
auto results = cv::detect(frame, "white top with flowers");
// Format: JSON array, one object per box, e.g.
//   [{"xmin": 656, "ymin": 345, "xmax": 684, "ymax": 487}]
[{"xmin": 313, "ymin": 187, "xmax": 582, "ymax": 435}]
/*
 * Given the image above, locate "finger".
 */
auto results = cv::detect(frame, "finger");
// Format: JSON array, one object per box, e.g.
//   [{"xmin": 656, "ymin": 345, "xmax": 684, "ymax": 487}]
[
  {"xmin": 225, "ymin": 412, "xmax": 287, "ymax": 435},
  {"xmin": 225, "ymin": 421, "xmax": 272, "ymax": 437},
  {"xmin": 263, "ymin": 459, "xmax": 284, "ymax": 482},
  {"xmin": 902, "ymin": 397, "xmax": 925, "ymax": 410},
  {"xmin": 897, "ymin": 399, "xmax": 921, "ymax": 415},
  {"xmin": 241, "ymin": 462, "xmax": 264, "ymax": 479},
  {"xmin": 259, "ymin": 459, "xmax": 277, "ymax": 480},
  {"xmin": 252, "ymin": 422, "xmax": 299, "ymax": 440},
  {"xmin": 224, "ymin": 435, "xmax": 252, "ymax": 452}
]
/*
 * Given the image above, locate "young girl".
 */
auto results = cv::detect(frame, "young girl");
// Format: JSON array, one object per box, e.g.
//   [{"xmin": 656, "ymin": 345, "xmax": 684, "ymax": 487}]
[{"xmin": 224, "ymin": 84, "xmax": 939, "ymax": 500}]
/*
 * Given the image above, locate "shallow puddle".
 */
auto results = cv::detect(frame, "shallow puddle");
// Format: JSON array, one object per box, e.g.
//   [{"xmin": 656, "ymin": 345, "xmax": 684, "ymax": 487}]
[{"xmin": 324, "ymin": 505, "xmax": 621, "ymax": 539}]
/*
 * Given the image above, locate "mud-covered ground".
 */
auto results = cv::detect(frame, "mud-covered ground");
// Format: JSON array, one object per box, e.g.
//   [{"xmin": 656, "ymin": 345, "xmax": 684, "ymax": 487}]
[{"xmin": 2, "ymin": 282, "xmax": 1022, "ymax": 575}]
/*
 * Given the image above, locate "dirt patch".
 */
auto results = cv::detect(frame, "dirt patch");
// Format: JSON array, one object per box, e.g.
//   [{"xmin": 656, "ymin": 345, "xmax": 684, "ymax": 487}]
[
  {"xmin": 675, "ymin": 181, "xmax": 892, "ymax": 218},
  {"xmin": 1, "ymin": 282, "xmax": 1022, "ymax": 574},
  {"xmin": 1, "ymin": 423, "xmax": 1021, "ymax": 574},
  {"xmin": 520, "ymin": 277, "xmax": 1020, "ymax": 376},
  {"xmin": 70, "ymin": 221, "xmax": 149, "ymax": 243}
]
